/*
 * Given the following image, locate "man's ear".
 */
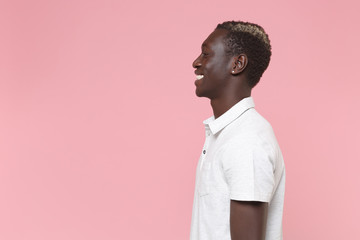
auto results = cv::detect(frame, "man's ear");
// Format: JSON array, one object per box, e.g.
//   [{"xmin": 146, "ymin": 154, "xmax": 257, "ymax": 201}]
[{"xmin": 231, "ymin": 54, "xmax": 248, "ymax": 75}]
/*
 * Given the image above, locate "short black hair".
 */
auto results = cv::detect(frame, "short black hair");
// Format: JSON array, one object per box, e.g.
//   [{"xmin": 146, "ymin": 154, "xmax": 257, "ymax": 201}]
[{"xmin": 216, "ymin": 21, "xmax": 272, "ymax": 88}]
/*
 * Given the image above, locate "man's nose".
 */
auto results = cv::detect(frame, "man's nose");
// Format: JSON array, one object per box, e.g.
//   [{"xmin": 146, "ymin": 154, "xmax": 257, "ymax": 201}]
[{"xmin": 192, "ymin": 56, "xmax": 201, "ymax": 68}]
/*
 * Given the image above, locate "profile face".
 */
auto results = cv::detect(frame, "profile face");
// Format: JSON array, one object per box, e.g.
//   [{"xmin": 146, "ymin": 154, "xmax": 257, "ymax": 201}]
[{"xmin": 192, "ymin": 29, "xmax": 233, "ymax": 99}]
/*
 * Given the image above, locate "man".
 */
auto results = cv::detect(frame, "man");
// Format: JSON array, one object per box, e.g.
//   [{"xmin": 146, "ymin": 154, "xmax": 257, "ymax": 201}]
[{"xmin": 190, "ymin": 21, "xmax": 285, "ymax": 240}]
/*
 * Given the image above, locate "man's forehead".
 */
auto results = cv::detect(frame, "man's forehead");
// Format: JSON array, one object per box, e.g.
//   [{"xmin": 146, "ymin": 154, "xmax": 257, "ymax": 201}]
[
  {"xmin": 202, "ymin": 29, "xmax": 228, "ymax": 45},
  {"xmin": 201, "ymin": 42, "xmax": 208, "ymax": 48}
]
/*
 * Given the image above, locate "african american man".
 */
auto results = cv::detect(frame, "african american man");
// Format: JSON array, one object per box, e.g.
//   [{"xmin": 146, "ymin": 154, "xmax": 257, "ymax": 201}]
[{"xmin": 190, "ymin": 21, "xmax": 285, "ymax": 240}]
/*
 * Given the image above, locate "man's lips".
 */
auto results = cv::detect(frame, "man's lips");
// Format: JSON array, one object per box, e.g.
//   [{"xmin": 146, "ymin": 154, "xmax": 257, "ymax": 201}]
[{"xmin": 196, "ymin": 75, "xmax": 204, "ymax": 80}]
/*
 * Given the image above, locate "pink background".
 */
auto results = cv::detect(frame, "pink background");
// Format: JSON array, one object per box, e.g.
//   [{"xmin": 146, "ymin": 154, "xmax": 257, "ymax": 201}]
[{"xmin": 1, "ymin": 0, "xmax": 359, "ymax": 239}]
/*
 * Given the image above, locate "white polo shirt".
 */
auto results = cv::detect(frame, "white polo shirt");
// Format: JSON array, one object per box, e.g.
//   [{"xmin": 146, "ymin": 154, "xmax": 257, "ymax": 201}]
[{"xmin": 190, "ymin": 97, "xmax": 285, "ymax": 240}]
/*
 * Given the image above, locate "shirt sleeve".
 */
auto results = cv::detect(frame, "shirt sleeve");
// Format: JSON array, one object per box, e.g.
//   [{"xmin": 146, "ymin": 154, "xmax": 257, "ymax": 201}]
[{"xmin": 221, "ymin": 139, "xmax": 275, "ymax": 202}]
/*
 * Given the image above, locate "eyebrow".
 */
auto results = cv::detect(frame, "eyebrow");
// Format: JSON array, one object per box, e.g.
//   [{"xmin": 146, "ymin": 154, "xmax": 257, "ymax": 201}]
[{"xmin": 201, "ymin": 43, "xmax": 208, "ymax": 48}]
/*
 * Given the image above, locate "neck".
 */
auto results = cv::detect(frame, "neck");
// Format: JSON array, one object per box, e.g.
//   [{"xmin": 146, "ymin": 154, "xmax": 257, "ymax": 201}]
[
  {"xmin": 210, "ymin": 92, "xmax": 251, "ymax": 119},
  {"xmin": 209, "ymin": 76, "xmax": 252, "ymax": 118}
]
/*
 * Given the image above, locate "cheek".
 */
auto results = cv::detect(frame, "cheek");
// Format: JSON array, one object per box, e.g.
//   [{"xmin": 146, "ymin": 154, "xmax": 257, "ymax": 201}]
[
  {"xmin": 211, "ymin": 57, "xmax": 230, "ymax": 71},
  {"xmin": 211, "ymin": 64, "xmax": 229, "ymax": 79}
]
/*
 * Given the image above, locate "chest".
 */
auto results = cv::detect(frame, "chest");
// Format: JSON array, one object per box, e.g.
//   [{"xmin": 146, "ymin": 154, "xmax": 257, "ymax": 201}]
[{"xmin": 196, "ymin": 135, "xmax": 229, "ymax": 197}]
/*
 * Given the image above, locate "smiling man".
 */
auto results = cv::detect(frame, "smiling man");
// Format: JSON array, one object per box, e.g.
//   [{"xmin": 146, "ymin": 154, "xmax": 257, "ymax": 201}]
[{"xmin": 190, "ymin": 21, "xmax": 285, "ymax": 240}]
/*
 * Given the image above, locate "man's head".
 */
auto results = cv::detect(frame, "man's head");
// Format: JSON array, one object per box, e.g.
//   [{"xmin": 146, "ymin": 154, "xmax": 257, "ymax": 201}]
[
  {"xmin": 215, "ymin": 21, "xmax": 272, "ymax": 88},
  {"xmin": 193, "ymin": 21, "xmax": 272, "ymax": 100}
]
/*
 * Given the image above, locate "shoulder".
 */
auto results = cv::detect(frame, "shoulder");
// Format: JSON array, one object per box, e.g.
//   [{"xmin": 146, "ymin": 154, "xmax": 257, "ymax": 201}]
[
  {"xmin": 223, "ymin": 108, "xmax": 277, "ymax": 146},
  {"xmin": 219, "ymin": 109, "xmax": 282, "ymax": 165}
]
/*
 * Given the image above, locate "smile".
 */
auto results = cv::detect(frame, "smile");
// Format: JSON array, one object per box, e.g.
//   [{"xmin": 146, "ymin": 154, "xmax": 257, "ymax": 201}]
[{"xmin": 196, "ymin": 75, "xmax": 204, "ymax": 80}]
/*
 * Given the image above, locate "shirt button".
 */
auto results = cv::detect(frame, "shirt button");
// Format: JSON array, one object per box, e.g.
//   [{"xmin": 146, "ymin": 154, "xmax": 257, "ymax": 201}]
[{"xmin": 203, "ymin": 150, "xmax": 206, "ymax": 154}]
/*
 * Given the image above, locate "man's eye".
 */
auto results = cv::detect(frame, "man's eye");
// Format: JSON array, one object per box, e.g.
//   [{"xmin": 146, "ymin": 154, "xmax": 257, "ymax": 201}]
[{"xmin": 201, "ymin": 52, "xmax": 208, "ymax": 57}]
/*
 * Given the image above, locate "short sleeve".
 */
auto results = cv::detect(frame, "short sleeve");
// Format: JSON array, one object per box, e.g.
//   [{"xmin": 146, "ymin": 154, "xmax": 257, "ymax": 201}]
[{"xmin": 221, "ymin": 140, "xmax": 275, "ymax": 202}]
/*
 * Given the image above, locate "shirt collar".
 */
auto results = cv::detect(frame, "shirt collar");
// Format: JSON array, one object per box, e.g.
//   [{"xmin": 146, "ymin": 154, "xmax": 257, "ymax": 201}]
[{"xmin": 203, "ymin": 97, "xmax": 255, "ymax": 135}]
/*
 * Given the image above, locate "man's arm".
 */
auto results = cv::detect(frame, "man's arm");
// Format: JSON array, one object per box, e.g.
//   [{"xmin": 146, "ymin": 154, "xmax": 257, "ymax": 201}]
[{"xmin": 230, "ymin": 200, "xmax": 268, "ymax": 240}]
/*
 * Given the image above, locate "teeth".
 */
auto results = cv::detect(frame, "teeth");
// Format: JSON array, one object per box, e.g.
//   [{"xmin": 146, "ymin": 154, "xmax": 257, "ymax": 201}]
[{"xmin": 196, "ymin": 75, "xmax": 204, "ymax": 80}]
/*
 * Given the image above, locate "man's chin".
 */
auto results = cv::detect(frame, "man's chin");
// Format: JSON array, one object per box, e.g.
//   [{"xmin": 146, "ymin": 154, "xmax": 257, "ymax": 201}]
[
  {"xmin": 196, "ymin": 88, "xmax": 211, "ymax": 98},
  {"xmin": 195, "ymin": 88, "xmax": 204, "ymax": 97}
]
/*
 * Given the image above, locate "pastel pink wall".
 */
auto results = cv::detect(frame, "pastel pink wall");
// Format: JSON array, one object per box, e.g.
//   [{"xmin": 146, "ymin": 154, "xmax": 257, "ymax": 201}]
[{"xmin": 1, "ymin": 0, "xmax": 359, "ymax": 239}]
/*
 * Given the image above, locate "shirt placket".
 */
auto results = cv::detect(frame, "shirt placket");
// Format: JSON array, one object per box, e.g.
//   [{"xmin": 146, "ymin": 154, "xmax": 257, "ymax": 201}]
[{"xmin": 200, "ymin": 126, "xmax": 211, "ymax": 170}]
